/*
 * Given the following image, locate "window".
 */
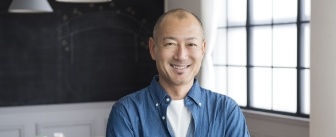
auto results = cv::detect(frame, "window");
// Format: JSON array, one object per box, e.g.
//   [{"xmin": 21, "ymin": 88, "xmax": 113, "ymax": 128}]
[{"xmin": 213, "ymin": 0, "xmax": 310, "ymax": 117}]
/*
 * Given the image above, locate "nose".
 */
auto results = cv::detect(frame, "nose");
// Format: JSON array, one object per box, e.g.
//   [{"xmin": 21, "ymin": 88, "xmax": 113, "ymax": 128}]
[{"xmin": 174, "ymin": 44, "xmax": 188, "ymax": 60}]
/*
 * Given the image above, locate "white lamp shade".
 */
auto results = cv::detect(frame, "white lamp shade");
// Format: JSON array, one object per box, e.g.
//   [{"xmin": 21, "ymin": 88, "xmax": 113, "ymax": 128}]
[
  {"xmin": 56, "ymin": 0, "xmax": 111, "ymax": 3},
  {"xmin": 8, "ymin": 0, "xmax": 53, "ymax": 13}
]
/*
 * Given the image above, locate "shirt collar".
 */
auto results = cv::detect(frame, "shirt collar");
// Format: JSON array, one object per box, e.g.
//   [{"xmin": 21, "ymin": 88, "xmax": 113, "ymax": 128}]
[
  {"xmin": 186, "ymin": 79, "xmax": 202, "ymax": 106},
  {"xmin": 149, "ymin": 75, "xmax": 168, "ymax": 105},
  {"xmin": 149, "ymin": 75, "xmax": 202, "ymax": 106}
]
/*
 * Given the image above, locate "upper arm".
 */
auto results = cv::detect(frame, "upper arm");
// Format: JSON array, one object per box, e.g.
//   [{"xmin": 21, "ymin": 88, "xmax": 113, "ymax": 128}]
[
  {"xmin": 106, "ymin": 104, "xmax": 135, "ymax": 137},
  {"xmin": 225, "ymin": 99, "xmax": 250, "ymax": 137}
]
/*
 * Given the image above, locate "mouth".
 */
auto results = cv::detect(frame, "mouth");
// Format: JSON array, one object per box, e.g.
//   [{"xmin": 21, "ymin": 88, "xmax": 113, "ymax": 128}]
[{"xmin": 171, "ymin": 64, "xmax": 190, "ymax": 70}]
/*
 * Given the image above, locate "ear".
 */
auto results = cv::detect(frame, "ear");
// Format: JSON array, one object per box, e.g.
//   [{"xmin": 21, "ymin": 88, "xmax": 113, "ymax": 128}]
[
  {"xmin": 202, "ymin": 40, "xmax": 206, "ymax": 56},
  {"xmin": 148, "ymin": 37, "xmax": 156, "ymax": 60}
]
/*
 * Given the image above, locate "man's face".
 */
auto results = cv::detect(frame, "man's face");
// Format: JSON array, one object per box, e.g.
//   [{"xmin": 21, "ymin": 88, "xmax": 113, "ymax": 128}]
[{"xmin": 149, "ymin": 14, "xmax": 206, "ymax": 87}]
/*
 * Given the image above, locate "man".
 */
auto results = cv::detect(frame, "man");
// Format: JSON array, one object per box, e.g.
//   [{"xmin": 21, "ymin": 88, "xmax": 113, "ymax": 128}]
[{"xmin": 106, "ymin": 8, "xmax": 250, "ymax": 137}]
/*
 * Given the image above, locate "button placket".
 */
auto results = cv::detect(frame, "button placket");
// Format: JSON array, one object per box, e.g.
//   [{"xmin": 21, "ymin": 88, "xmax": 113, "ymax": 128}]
[{"xmin": 162, "ymin": 97, "xmax": 170, "ymax": 121}]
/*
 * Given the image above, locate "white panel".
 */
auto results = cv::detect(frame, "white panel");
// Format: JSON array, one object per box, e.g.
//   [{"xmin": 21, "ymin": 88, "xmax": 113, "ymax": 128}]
[
  {"xmin": 37, "ymin": 121, "xmax": 93, "ymax": 137},
  {"xmin": 0, "ymin": 126, "xmax": 23, "ymax": 137},
  {"xmin": 251, "ymin": 68, "xmax": 272, "ymax": 110},
  {"xmin": 217, "ymin": 0, "xmax": 227, "ymax": 27},
  {"xmin": 250, "ymin": 0, "xmax": 272, "ymax": 25},
  {"xmin": 251, "ymin": 26, "xmax": 272, "ymax": 66},
  {"xmin": 273, "ymin": 25, "xmax": 297, "ymax": 67},
  {"xmin": 301, "ymin": 69, "xmax": 310, "ymax": 115},
  {"xmin": 214, "ymin": 66, "xmax": 227, "ymax": 95},
  {"xmin": 227, "ymin": 28, "xmax": 246, "ymax": 66},
  {"xmin": 301, "ymin": 23, "xmax": 310, "ymax": 68},
  {"xmin": 228, "ymin": 67, "xmax": 247, "ymax": 106},
  {"xmin": 273, "ymin": 0, "xmax": 297, "ymax": 23},
  {"xmin": 227, "ymin": 0, "xmax": 247, "ymax": 26},
  {"xmin": 273, "ymin": 68, "xmax": 297, "ymax": 113}
]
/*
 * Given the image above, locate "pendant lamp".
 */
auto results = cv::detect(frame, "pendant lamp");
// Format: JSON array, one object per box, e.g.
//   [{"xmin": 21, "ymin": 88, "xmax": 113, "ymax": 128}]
[
  {"xmin": 8, "ymin": 0, "xmax": 53, "ymax": 13},
  {"xmin": 56, "ymin": 0, "xmax": 111, "ymax": 3}
]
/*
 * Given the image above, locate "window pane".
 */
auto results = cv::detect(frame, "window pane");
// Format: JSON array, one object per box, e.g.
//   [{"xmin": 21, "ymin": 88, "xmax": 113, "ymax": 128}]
[
  {"xmin": 301, "ymin": 0, "xmax": 311, "ymax": 21},
  {"xmin": 273, "ymin": 24, "xmax": 297, "ymax": 67},
  {"xmin": 228, "ymin": 28, "xmax": 246, "ymax": 66},
  {"xmin": 227, "ymin": 0, "xmax": 247, "ymax": 26},
  {"xmin": 228, "ymin": 67, "xmax": 247, "ymax": 106},
  {"xmin": 213, "ymin": 29, "xmax": 227, "ymax": 65},
  {"xmin": 218, "ymin": 0, "xmax": 227, "ymax": 27},
  {"xmin": 251, "ymin": 26, "xmax": 272, "ymax": 66},
  {"xmin": 251, "ymin": 67, "xmax": 272, "ymax": 109},
  {"xmin": 273, "ymin": 68, "xmax": 297, "ymax": 113},
  {"xmin": 214, "ymin": 66, "xmax": 227, "ymax": 95},
  {"xmin": 301, "ymin": 69, "xmax": 310, "ymax": 114},
  {"xmin": 250, "ymin": 0, "xmax": 272, "ymax": 25},
  {"xmin": 301, "ymin": 23, "xmax": 310, "ymax": 68},
  {"xmin": 273, "ymin": 0, "xmax": 297, "ymax": 23}
]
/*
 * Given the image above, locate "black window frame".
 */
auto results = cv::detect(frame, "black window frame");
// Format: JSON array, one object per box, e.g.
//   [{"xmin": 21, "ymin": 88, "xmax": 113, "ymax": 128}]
[{"xmin": 214, "ymin": 0, "xmax": 310, "ymax": 118}]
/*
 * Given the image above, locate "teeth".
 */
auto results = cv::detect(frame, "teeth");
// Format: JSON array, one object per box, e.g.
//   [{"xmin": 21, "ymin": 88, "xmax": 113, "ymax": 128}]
[{"xmin": 173, "ymin": 65, "xmax": 187, "ymax": 69}]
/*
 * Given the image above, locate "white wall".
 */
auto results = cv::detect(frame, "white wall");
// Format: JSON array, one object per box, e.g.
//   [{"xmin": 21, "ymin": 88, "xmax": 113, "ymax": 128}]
[
  {"xmin": 0, "ymin": 102, "xmax": 113, "ymax": 137},
  {"xmin": 310, "ymin": 0, "xmax": 336, "ymax": 137}
]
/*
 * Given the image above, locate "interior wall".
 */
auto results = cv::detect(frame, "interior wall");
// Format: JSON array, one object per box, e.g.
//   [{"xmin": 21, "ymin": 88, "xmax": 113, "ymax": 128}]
[
  {"xmin": 0, "ymin": 101, "xmax": 114, "ymax": 137},
  {"xmin": 310, "ymin": 0, "xmax": 336, "ymax": 136}
]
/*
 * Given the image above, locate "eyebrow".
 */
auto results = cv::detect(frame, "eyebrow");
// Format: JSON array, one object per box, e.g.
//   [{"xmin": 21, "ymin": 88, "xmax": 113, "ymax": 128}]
[{"xmin": 162, "ymin": 37, "xmax": 198, "ymax": 41}]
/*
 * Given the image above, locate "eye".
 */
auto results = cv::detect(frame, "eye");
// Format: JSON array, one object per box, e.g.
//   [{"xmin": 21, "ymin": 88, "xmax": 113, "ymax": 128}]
[
  {"xmin": 163, "ymin": 43, "xmax": 177, "ymax": 47},
  {"xmin": 187, "ymin": 43, "xmax": 198, "ymax": 47}
]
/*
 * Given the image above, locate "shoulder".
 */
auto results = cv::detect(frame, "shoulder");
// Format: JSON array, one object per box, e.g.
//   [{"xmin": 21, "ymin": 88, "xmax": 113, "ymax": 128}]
[
  {"xmin": 112, "ymin": 86, "xmax": 150, "ymax": 111},
  {"xmin": 199, "ymin": 88, "xmax": 241, "ymax": 110},
  {"xmin": 200, "ymin": 88, "xmax": 237, "ymax": 103}
]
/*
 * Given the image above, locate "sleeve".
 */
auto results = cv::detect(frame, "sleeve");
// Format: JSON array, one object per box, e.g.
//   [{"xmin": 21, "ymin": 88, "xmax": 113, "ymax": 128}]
[
  {"xmin": 225, "ymin": 99, "xmax": 250, "ymax": 137},
  {"xmin": 106, "ymin": 103, "xmax": 135, "ymax": 137}
]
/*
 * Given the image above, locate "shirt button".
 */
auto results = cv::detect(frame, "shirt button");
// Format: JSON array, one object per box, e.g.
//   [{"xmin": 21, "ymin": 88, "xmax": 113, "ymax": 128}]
[
  {"xmin": 166, "ymin": 98, "xmax": 170, "ymax": 102},
  {"xmin": 155, "ymin": 103, "xmax": 159, "ymax": 107},
  {"xmin": 198, "ymin": 103, "xmax": 202, "ymax": 106},
  {"xmin": 162, "ymin": 116, "xmax": 165, "ymax": 120}
]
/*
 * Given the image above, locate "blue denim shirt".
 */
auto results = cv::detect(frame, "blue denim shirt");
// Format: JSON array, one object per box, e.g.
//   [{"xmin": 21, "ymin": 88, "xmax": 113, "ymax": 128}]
[{"xmin": 106, "ymin": 76, "xmax": 250, "ymax": 137}]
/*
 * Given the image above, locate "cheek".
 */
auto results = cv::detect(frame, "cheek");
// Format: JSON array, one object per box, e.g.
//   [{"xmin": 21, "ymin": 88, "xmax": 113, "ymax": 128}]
[
  {"xmin": 192, "ymin": 50, "xmax": 205, "ymax": 60},
  {"xmin": 158, "ymin": 50, "xmax": 173, "ymax": 59}
]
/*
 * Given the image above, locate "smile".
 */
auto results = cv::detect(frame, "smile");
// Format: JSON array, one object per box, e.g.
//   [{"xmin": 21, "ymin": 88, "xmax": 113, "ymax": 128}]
[{"xmin": 171, "ymin": 65, "xmax": 189, "ymax": 69}]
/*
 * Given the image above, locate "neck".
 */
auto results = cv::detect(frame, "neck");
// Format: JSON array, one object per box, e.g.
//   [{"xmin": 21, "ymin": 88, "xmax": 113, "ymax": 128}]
[
  {"xmin": 167, "ymin": 86, "xmax": 190, "ymax": 100},
  {"xmin": 159, "ymin": 80, "xmax": 193, "ymax": 100}
]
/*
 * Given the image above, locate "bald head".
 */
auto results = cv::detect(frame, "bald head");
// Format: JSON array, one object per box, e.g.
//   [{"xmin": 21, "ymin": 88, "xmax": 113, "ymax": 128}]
[{"xmin": 152, "ymin": 8, "xmax": 204, "ymax": 40}]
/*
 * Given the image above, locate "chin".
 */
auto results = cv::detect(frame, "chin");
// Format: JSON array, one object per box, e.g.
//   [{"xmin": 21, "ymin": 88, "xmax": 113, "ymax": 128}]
[{"xmin": 173, "ymin": 76, "xmax": 192, "ymax": 84}]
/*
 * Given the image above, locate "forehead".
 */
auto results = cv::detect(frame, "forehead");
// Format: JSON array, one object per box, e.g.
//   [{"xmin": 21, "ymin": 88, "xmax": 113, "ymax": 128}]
[
  {"xmin": 157, "ymin": 13, "xmax": 203, "ymax": 40},
  {"xmin": 160, "ymin": 12, "xmax": 201, "ymax": 28}
]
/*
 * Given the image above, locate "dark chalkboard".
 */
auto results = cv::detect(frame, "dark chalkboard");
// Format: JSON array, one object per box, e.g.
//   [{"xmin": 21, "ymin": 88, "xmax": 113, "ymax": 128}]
[{"xmin": 0, "ymin": 0, "xmax": 163, "ymax": 106}]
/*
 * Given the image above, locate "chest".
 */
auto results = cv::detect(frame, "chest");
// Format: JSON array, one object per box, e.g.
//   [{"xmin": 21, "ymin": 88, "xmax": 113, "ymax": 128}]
[{"xmin": 128, "ymin": 104, "xmax": 227, "ymax": 137}]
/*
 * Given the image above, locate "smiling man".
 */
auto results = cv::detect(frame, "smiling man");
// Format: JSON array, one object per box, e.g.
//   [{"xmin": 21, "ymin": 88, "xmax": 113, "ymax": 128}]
[{"xmin": 106, "ymin": 8, "xmax": 250, "ymax": 137}]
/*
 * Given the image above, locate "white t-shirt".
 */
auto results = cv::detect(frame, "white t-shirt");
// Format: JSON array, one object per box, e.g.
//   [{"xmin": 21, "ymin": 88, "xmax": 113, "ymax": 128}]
[{"xmin": 167, "ymin": 99, "xmax": 192, "ymax": 137}]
